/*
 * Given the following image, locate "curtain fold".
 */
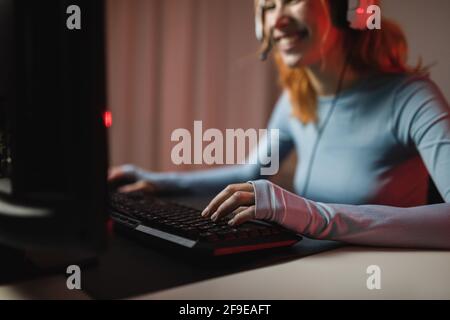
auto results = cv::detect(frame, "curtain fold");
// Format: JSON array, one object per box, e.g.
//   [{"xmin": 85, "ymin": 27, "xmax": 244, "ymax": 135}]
[{"xmin": 107, "ymin": 0, "xmax": 280, "ymax": 172}]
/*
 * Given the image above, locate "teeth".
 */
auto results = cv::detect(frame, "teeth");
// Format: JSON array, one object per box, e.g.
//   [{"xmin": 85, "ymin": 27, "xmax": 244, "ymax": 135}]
[
  {"xmin": 278, "ymin": 35, "xmax": 299, "ymax": 45},
  {"xmin": 281, "ymin": 35, "xmax": 298, "ymax": 41},
  {"xmin": 276, "ymin": 29, "xmax": 308, "ymax": 43}
]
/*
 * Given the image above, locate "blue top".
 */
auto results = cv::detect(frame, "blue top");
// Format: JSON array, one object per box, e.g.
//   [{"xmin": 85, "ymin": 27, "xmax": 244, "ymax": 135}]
[{"xmin": 128, "ymin": 73, "xmax": 450, "ymax": 248}]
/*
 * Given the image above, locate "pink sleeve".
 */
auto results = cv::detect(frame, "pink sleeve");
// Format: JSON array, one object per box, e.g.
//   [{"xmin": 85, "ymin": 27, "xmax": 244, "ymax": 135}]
[{"xmin": 250, "ymin": 180, "xmax": 450, "ymax": 250}]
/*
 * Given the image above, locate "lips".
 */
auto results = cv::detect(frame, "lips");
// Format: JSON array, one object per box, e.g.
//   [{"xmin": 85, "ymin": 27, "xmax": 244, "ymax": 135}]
[{"xmin": 274, "ymin": 28, "xmax": 309, "ymax": 51}]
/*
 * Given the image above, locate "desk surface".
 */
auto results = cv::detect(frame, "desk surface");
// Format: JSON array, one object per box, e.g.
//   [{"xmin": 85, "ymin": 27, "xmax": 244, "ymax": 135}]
[
  {"xmin": 140, "ymin": 246, "xmax": 450, "ymax": 300},
  {"xmin": 1, "ymin": 194, "xmax": 449, "ymax": 299},
  {"xmin": 1, "ymin": 245, "xmax": 450, "ymax": 300}
]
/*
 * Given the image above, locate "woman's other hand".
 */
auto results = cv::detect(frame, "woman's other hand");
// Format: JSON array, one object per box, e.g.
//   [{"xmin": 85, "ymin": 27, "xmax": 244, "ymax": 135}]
[{"xmin": 108, "ymin": 165, "xmax": 157, "ymax": 194}]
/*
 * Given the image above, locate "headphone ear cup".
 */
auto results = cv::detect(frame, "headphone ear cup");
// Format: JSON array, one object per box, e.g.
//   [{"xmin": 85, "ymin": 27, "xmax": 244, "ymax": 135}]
[
  {"xmin": 329, "ymin": 0, "xmax": 378, "ymax": 30},
  {"xmin": 329, "ymin": 0, "xmax": 349, "ymax": 29},
  {"xmin": 346, "ymin": 0, "xmax": 379, "ymax": 30}
]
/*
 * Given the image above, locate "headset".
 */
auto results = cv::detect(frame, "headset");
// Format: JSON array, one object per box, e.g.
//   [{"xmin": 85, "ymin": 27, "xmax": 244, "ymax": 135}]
[
  {"xmin": 255, "ymin": 0, "xmax": 377, "ymax": 196},
  {"xmin": 256, "ymin": 0, "xmax": 378, "ymax": 60}
]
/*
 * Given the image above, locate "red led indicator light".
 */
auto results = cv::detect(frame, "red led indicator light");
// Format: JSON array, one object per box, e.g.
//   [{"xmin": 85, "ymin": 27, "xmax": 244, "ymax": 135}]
[
  {"xmin": 356, "ymin": 7, "xmax": 365, "ymax": 14},
  {"xmin": 103, "ymin": 111, "xmax": 112, "ymax": 128}
]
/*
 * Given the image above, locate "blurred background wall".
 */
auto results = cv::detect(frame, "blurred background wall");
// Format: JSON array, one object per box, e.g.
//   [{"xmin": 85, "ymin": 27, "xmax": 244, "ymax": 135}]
[
  {"xmin": 383, "ymin": 0, "xmax": 450, "ymax": 102},
  {"xmin": 106, "ymin": 0, "xmax": 280, "ymax": 172},
  {"xmin": 106, "ymin": 0, "xmax": 450, "ymax": 186}
]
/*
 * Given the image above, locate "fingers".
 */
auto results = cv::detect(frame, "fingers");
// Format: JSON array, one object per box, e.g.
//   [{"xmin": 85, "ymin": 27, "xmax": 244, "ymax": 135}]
[
  {"xmin": 210, "ymin": 191, "xmax": 254, "ymax": 221},
  {"xmin": 201, "ymin": 183, "xmax": 254, "ymax": 217},
  {"xmin": 228, "ymin": 206, "xmax": 256, "ymax": 226},
  {"xmin": 231, "ymin": 206, "xmax": 249, "ymax": 215},
  {"xmin": 201, "ymin": 183, "xmax": 255, "ymax": 222},
  {"xmin": 118, "ymin": 181, "xmax": 156, "ymax": 194},
  {"xmin": 201, "ymin": 184, "xmax": 250, "ymax": 218},
  {"xmin": 108, "ymin": 167, "xmax": 126, "ymax": 181}
]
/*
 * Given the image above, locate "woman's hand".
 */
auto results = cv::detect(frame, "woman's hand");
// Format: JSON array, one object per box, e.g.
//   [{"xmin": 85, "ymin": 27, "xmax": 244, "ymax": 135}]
[
  {"xmin": 201, "ymin": 183, "xmax": 256, "ymax": 226},
  {"xmin": 108, "ymin": 165, "xmax": 157, "ymax": 194}
]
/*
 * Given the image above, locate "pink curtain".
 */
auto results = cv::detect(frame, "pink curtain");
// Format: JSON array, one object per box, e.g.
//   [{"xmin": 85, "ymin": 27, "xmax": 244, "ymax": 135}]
[{"xmin": 106, "ymin": 0, "xmax": 281, "ymax": 172}]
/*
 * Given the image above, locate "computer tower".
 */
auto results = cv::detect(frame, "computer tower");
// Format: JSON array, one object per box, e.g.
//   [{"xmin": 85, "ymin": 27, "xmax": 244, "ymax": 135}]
[{"xmin": 0, "ymin": 0, "xmax": 108, "ymax": 263}]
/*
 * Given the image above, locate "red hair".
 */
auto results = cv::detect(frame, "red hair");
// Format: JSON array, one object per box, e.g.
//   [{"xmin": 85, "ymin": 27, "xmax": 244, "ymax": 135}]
[{"xmin": 260, "ymin": 0, "xmax": 424, "ymax": 123}]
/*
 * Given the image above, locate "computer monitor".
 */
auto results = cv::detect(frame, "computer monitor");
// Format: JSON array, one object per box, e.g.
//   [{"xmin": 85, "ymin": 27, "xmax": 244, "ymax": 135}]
[{"xmin": 0, "ymin": 0, "xmax": 108, "ymax": 260}]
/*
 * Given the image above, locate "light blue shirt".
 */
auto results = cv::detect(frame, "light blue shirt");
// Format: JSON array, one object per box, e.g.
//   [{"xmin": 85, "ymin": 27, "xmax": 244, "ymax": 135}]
[{"xmin": 130, "ymin": 73, "xmax": 450, "ymax": 248}]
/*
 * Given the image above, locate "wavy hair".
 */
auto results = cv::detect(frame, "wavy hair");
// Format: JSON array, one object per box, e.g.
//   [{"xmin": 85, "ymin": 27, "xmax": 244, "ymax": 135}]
[{"xmin": 257, "ymin": 0, "xmax": 424, "ymax": 124}]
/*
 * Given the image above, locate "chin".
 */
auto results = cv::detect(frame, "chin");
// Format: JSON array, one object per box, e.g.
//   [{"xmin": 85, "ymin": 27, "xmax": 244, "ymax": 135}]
[
  {"xmin": 279, "ymin": 49, "xmax": 321, "ymax": 69},
  {"xmin": 279, "ymin": 53, "xmax": 304, "ymax": 69}
]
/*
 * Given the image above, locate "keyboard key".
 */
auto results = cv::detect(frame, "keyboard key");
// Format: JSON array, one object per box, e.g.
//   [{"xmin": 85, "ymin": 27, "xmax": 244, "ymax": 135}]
[
  {"xmin": 109, "ymin": 192, "xmax": 300, "ymax": 250},
  {"xmin": 199, "ymin": 232, "xmax": 220, "ymax": 242}
]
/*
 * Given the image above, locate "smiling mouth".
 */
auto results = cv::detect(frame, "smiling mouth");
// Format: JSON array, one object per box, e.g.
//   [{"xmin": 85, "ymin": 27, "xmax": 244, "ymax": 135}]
[{"xmin": 275, "ymin": 28, "xmax": 309, "ymax": 51}]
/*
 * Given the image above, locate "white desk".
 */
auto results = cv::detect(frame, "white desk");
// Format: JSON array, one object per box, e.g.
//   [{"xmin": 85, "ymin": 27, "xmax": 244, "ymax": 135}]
[
  {"xmin": 1, "ymin": 246, "xmax": 450, "ymax": 300},
  {"xmin": 139, "ymin": 247, "xmax": 450, "ymax": 300}
]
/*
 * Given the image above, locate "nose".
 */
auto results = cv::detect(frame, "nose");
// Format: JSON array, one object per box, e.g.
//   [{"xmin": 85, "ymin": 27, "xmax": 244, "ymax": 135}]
[
  {"xmin": 274, "ymin": 15, "xmax": 291, "ymax": 30},
  {"xmin": 268, "ymin": 4, "xmax": 292, "ymax": 31}
]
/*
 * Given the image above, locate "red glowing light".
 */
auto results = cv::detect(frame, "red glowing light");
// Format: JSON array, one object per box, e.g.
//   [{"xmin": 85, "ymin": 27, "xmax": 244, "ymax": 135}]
[
  {"xmin": 106, "ymin": 218, "xmax": 114, "ymax": 235},
  {"xmin": 356, "ymin": 7, "xmax": 365, "ymax": 14},
  {"xmin": 103, "ymin": 110, "xmax": 112, "ymax": 128}
]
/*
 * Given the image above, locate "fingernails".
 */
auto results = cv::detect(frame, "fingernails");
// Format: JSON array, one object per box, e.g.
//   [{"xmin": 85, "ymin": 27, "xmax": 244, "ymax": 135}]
[
  {"xmin": 201, "ymin": 208, "xmax": 209, "ymax": 217},
  {"xmin": 228, "ymin": 219, "xmax": 235, "ymax": 226},
  {"xmin": 211, "ymin": 213, "xmax": 217, "ymax": 221}
]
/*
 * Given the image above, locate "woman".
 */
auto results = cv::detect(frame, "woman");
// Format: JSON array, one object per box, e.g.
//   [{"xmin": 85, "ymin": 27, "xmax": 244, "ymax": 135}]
[{"xmin": 109, "ymin": 0, "xmax": 450, "ymax": 249}]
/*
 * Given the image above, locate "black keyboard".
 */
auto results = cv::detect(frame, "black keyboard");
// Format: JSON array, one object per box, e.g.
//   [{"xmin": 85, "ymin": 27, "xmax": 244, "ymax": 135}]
[{"xmin": 109, "ymin": 192, "xmax": 302, "ymax": 256}]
